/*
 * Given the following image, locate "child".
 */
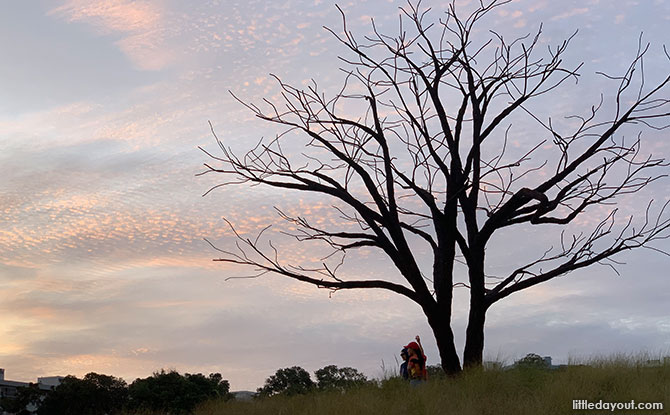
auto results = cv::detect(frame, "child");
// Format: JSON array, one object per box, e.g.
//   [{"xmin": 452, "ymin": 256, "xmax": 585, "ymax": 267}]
[
  {"xmin": 405, "ymin": 335, "xmax": 427, "ymax": 386},
  {"xmin": 399, "ymin": 348, "xmax": 409, "ymax": 380}
]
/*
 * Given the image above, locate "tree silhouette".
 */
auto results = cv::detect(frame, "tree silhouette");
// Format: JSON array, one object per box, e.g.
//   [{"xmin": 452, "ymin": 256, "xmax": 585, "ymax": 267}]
[
  {"xmin": 257, "ymin": 367, "xmax": 315, "ymax": 397},
  {"xmin": 0, "ymin": 383, "xmax": 45, "ymax": 415},
  {"xmin": 314, "ymin": 365, "xmax": 368, "ymax": 391},
  {"xmin": 201, "ymin": 0, "xmax": 670, "ymax": 374},
  {"xmin": 38, "ymin": 373, "xmax": 127, "ymax": 415},
  {"xmin": 128, "ymin": 370, "xmax": 231, "ymax": 414},
  {"xmin": 515, "ymin": 353, "xmax": 550, "ymax": 369}
]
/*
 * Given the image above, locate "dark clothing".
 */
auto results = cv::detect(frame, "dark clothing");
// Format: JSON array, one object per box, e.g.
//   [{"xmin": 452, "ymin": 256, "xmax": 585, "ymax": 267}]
[{"xmin": 400, "ymin": 361, "xmax": 409, "ymax": 380}]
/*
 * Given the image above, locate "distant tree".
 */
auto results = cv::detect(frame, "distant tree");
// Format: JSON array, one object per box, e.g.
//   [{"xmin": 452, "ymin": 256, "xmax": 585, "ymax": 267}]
[
  {"xmin": 515, "ymin": 353, "xmax": 550, "ymax": 369},
  {"xmin": 185, "ymin": 372, "xmax": 233, "ymax": 401},
  {"xmin": 257, "ymin": 366, "xmax": 315, "ymax": 397},
  {"xmin": 314, "ymin": 365, "xmax": 368, "ymax": 391},
  {"xmin": 426, "ymin": 364, "xmax": 447, "ymax": 380},
  {"xmin": 37, "ymin": 373, "xmax": 128, "ymax": 415},
  {"xmin": 128, "ymin": 370, "xmax": 230, "ymax": 414},
  {"xmin": 202, "ymin": 0, "xmax": 670, "ymax": 375}
]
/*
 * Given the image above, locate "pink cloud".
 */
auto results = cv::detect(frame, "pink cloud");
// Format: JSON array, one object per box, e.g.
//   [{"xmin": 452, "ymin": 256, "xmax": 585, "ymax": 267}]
[
  {"xmin": 49, "ymin": 0, "xmax": 173, "ymax": 70},
  {"xmin": 50, "ymin": 0, "xmax": 161, "ymax": 32}
]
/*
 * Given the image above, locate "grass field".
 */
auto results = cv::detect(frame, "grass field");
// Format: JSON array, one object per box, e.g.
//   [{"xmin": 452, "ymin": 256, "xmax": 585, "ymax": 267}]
[{"xmin": 192, "ymin": 355, "xmax": 669, "ymax": 415}]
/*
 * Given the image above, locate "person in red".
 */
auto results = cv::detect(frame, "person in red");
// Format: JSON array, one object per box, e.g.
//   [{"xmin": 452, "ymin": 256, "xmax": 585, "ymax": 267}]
[{"xmin": 405, "ymin": 335, "xmax": 427, "ymax": 386}]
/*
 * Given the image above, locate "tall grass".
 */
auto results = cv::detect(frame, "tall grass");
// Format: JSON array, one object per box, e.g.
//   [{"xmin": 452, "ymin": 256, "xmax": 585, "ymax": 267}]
[{"xmin": 193, "ymin": 356, "xmax": 669, "ymax": 415}]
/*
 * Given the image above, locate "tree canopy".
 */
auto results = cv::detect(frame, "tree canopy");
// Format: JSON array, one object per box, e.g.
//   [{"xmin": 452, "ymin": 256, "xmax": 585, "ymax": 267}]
[
  {"xmin": 257, "ymin": 366, "xmax": 315, "ymax": 397},
  {"xmin": 128, "ymin": 370, "xmax": 231, "ymax": 414},
  {"xmin": 315, "ymin": 365, "xmax": 368, "ymax": 391},
  {"xmin": 515, "ymin": 353, "xmax": 551, "ymax": 369},
  {"xmin": 37, "ymin": 373, "xmax": 127, "ymax": 415},
  {"xmin": 24, "ymin": 370, "xmax": 231, "ymax": 415}
]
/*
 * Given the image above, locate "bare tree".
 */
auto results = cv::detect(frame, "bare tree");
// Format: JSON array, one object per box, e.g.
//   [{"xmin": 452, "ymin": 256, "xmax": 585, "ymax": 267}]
[{"xmin": 200, "ymin": 0, "xmax": 670, "ymax": 374}]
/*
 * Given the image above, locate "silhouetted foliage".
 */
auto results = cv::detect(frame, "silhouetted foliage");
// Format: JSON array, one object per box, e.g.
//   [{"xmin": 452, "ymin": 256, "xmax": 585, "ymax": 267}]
[
  {"xmin": 128, "ymin": 370, "xmax": 231, "ymax": 415},
  {"xmin": 426, "ymin": 364, "xmax": 447, "ymax": 380},
  {"xmin": 314, "ymin": 365, "xmax": 368, "ymax": 391},
  {"xmin": 37, "ymin": 373, "xmax": 128, "ymax": 415},
  {"xmin": 515, "ymin": 353, "xmax": 550, "ymax": 369},
  {"xmin": 0, "ymin": 383, "xmax": 46, "ymax": 415},
  {"xmin": 2, "ymin": 370, "xmax": 232, "ymax": 415},
  {"xmin": 257, "ymin": 366, "xmax": 315, "ymax": 397}
]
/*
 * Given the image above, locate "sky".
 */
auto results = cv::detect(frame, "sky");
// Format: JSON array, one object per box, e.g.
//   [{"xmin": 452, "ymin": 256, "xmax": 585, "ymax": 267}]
[{"xmin": 1, "ymin": 0, "xmax": 669, "ymax": 392}]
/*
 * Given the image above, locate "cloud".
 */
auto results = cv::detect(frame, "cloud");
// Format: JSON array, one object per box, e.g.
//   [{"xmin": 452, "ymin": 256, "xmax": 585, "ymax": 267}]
[
  {"xmin": 527, "ymin": 1, "xmax": 549, "ymax": 13},
  {"xmin": 550, "ymin": 7, "xmax": 589, "ymax": 21},
  {"xmin": 50, "ymin": 0, "xmax": 160, "ymax": 33},
  {"xmin": 49, "ymin": 0, "xmax": 172, "ymax": 70},
  {"xmin": 0, "ymin": 260, "xmax": 420, "ymax": 389}
]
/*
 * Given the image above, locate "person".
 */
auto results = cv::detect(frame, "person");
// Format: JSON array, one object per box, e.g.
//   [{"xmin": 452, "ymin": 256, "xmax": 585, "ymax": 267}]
[
  {"xmin": 399, "ymin": 348, "xmax": 409, "ymax": 380},
  {"xmin": 405, "ymin": 335, "xmax": 427, "ymax": 386}
]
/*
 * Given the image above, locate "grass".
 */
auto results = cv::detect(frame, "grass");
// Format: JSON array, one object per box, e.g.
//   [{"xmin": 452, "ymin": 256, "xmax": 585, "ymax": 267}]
[{"xmin": 192, "ymin": 357, "xmax": 670, "ymax": 415}]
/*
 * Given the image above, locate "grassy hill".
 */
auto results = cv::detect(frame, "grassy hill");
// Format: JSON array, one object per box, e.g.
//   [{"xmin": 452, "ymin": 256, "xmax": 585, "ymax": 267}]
[{"xmin": 192, "ymin": 357, "xmax": 669, "ymax": 415}]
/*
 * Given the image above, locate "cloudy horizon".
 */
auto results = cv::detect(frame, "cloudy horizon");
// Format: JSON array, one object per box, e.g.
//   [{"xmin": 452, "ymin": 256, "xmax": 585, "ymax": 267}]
[{"xmin": 1, "ymin": 0, "xmax": 669, "ymax": 391}]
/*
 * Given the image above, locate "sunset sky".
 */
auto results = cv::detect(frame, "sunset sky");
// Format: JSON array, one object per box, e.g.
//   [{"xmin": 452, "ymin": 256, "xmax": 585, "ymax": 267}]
[{"xmin": 1, "ymin": 0, "xmax": 669, "ymax": 391}]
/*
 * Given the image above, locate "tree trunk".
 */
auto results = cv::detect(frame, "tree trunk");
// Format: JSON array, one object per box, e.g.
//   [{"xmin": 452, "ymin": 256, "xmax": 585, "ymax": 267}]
[
  {"xmin": 463, "ymin": 303, "xmax": 486, "ymax": 368},
  {"xmin": 463, "ymin": 247, "xmax": 487, "ymax": 369},
  {"xmin": 426, "ymin": 311, "xmax": 462, "ymax": 375}
]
